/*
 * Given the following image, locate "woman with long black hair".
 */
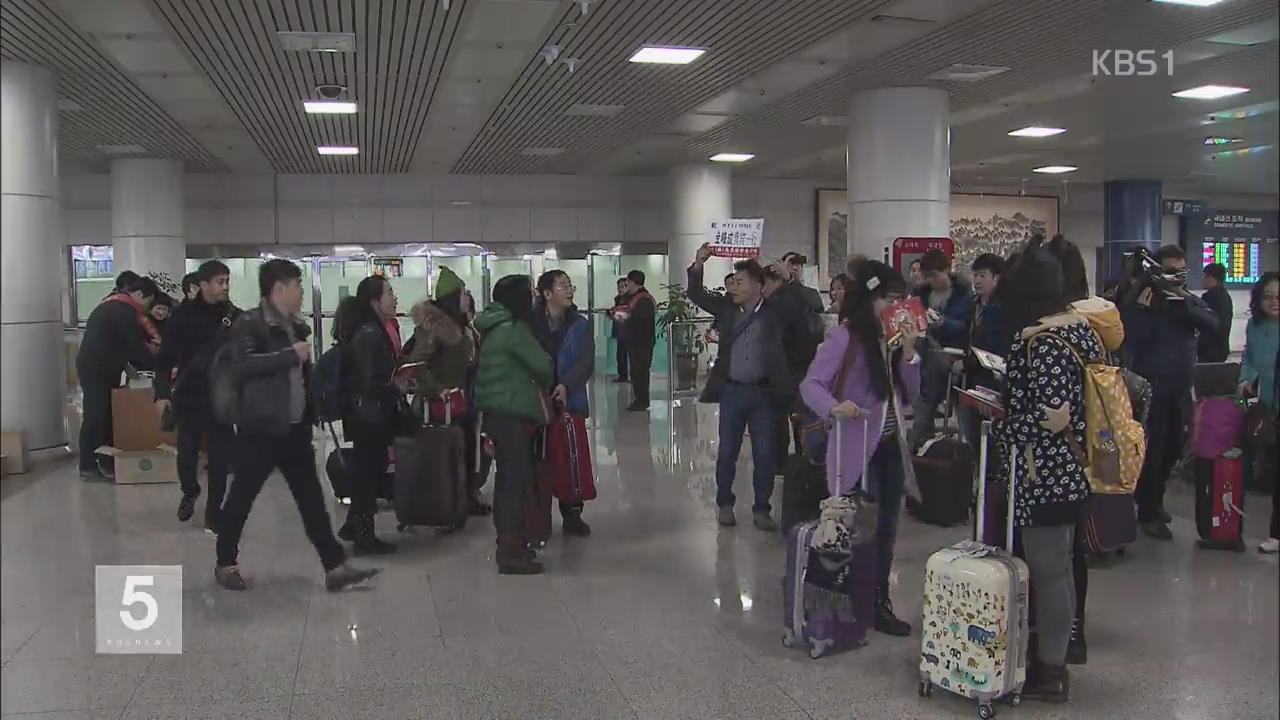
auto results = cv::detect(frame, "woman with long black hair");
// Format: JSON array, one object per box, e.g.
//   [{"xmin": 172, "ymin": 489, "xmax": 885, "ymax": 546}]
[
  {"xmin": 475, "ymin": 275, "xmax": 554, "ymax": 574},
  {"xmin": 800, "ymin": 260, "xmax": 922, "ymax": 637},
  {"xmin": 332, "ymin": 275, "xmax": 400, "ymax": 555}
]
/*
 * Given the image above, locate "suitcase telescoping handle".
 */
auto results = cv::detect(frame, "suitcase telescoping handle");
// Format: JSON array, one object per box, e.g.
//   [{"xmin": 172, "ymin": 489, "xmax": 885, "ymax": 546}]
[
  {"xmin": 975, "ymin": 420, "xmax": 1017, "ymax": 552},
  {"xmin": 830, "ymin": 415, "xmax": 872, "ymax": 496}
]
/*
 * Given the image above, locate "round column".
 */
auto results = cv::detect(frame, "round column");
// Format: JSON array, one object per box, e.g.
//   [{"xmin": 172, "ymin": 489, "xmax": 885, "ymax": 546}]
[
  {"xmin": 111, "ymin": 158, "xmax": 185, "ymax": 290},
  {"xmin": 847, "ymin": 87, "xmax": 950, "ymax": 263},
  {"xmin": 1103, "ymin": 179, "xmax": 1162, "ymax": 283},
  {"xmin": 1, "ymin": 60, "xmax": 66, "ymax": 449},
  {"xmin": 670, "ymin": 164, "xmax": 733, "ymax": 288}
]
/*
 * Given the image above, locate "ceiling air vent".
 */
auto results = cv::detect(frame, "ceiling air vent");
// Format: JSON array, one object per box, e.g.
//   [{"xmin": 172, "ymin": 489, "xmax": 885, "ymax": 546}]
[
  {"xmin": 928, "ymin": 63, "xmax": 1010, "ymax": 82},
  {"xmin": 277, "ymin": 31, "xmax": 356, "ymax": 53},
  {"xmin": 565, "ymin": 103, "xmax": 625, "ymax": 117}
]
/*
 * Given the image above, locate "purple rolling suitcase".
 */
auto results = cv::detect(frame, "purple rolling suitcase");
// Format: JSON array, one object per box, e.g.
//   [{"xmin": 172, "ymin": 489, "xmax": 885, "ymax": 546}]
[{"xmin": 782, "ymin": 418, "xmax": 877, "ymax": 658}]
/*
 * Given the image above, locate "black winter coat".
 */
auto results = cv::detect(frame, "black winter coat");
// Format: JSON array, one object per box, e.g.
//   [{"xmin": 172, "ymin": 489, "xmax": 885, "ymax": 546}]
[
  {"xmin": 342, "ymin": 320, "xmax": 399, "ymax": 436},
  {"xmin": 153, "ymin": 298, "xmax": 241, "ymax": 419},
  {"xmin": 1197, "ymin": 285, "xmax": 1233, "ymax": 363},
  {"xmin": 226, "ymin": 306, "xmax": 313, "ymax": 436},
  {"xmin": 76, "ymin": 300, "xmax": 155, "ymax": 384}
]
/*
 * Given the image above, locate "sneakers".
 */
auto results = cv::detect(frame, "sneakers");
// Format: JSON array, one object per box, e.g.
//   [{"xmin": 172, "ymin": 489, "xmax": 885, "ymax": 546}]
[
  {"xmin": 1022, "ymin": 661, "xmax": 1070, "ymax": 703},
  {"xmin": 324, "ymin": 563, "xmax": 381, "ymax": 591},
  {"xmin": 874, "ymin": 585, "xmax": 911, "ymax": 637},
  {"xmin": 1141, "ymin": 520, "xmax": 1173, "ymax": 541},
  {"xmin": 1259, "ymin": 537, "xmax": 1280, "ymax": 554},
  {"xmin": 717, "ymin": 507, "xmax": 737, "ymax": 527},
  {"xmin": 1065, "ymin": 618, "xmax": 1087, "ymax": 665},
  {"xmin": 177, "ymin": 494, "xmax": 197, "ymax": 522},
  {"xmin": 752, "ymin": 512, "xmax": 778, "ymax": 532},
  {"xmin": 214, "ymin": 565, "xmax": 247, "ymax": 591},
  {"xmin": 562, "ymin": 512, "xmax": 592, "ymax": 537}
]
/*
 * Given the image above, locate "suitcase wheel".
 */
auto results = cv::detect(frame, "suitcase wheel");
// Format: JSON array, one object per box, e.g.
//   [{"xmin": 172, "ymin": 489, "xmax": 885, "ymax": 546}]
[
  {"xmin": 978, "ymin": 703, "xmax": 996, "ymax": 719},
  {"xmin": 1006, "ymin": 693, "xmax": 1021, "ymax": 707},
  {"xmin": 808, "ymin": 646, "xmax": 825, "ymax": 659},
  {"xmin": 918, "ymin": 681, "xmax": 933, "ymax": 698},
  {"xmin": 781, "ymin": 629, "xmax": 797, "ymax": 648}
]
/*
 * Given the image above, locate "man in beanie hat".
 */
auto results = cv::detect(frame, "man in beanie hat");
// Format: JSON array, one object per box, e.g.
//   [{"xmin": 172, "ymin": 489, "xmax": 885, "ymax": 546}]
[{"xmin": 405, "ymin": 267, "xmax": 490, "ymax": 514}]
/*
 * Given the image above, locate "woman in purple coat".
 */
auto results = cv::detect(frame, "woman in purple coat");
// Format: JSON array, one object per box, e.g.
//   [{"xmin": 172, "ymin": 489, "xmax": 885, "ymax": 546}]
[{"xmin": 800, "ymin": 260, "xmax": 922, "ymax": 637}]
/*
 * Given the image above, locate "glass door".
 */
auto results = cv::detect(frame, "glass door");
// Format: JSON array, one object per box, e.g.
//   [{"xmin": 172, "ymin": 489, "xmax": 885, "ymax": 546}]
[
  {"xmin": 315, "ymin": 258, "xmax": 369, "ymax": 353},
  {"xmin": 372, "ymin": 255, "xmax": 430, "ymax": 352}
]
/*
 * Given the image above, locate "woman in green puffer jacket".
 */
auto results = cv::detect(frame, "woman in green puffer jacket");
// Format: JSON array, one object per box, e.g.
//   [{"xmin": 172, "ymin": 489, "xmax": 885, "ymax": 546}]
[{"xmin": 475, "ymin": 274, "xmax": 553, "ymax": 574}]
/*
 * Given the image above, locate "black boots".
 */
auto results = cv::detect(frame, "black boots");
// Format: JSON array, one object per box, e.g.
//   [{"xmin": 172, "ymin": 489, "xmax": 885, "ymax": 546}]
[
  {"xmin": 562, "ymin": 509, "xmax": 592, "ymax": 537},
  {"xmin": 350, "ymin": 513, "xmax": 396, "ymax": 556},
  {"xmin": 874, "ymin": 584, "xmax": 911, "ymax": 636},
  {"xmin": 1023, "ymin": 661, "xmax": 1070, "ymax": 703},
  {"xmin": 1065, "ymin": 618, "xmax": 1087, "ymax": 665},
  {"xmin": 177, "ymin": 493, "xmax": 197, "ymax": 522},
  {"xmin": 497, "ymin": 534, "xmax": 544, "ymax": 575}
]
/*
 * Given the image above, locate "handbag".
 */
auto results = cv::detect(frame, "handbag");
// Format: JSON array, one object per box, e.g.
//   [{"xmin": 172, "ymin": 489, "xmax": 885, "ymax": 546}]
[
  {"xmin": 1244, "ymin": 401, "xmax": 1277, "ymax": 448},
  {"xmin": 427, "ymin": 388, "xmax": 468, "ymax": 424}
]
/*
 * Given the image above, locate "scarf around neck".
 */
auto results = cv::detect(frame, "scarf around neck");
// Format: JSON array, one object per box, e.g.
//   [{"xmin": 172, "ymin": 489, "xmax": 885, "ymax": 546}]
[{"xmin": 107, "ymin": 293, "xmax": 161, "ymax": 346}]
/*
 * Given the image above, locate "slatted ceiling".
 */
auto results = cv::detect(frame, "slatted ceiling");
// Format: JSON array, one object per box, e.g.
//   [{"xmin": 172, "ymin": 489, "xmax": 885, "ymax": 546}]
[
  {"xmin": 684, "ymin": 0, "xmax": 1280, "ymax": 166},
  {"xmin": 451, "ymin": 0, "xmax": 896, "ymax": 174},
  {"xmin": 148, "ymin": 0, "xmax": 466, "ymax": 173},
  {"xmin": 0, "ymin": 0, "xmax": 227, "ymax": 172}
]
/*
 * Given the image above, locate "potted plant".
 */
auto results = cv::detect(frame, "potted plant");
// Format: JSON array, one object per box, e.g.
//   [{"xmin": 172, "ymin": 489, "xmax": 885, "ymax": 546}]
[{"xmin": 656, "ymin": 283, "xmax": 708, "ymax": 391}]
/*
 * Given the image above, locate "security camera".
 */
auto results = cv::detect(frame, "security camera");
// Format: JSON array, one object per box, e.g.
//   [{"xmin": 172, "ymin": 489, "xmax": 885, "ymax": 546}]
[{"xmin": 316, "ymin": 84, "xmax": 346, "ymax": 100}]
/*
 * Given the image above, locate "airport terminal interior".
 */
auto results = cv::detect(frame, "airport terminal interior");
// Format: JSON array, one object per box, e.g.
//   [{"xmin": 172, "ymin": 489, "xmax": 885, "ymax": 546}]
[{"xmin": 1, "ymin": 0, "xmax": 1279, "ymax": 718}]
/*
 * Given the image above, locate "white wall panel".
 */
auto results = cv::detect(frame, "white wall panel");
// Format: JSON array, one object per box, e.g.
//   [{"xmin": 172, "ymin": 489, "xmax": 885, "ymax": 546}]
[
  {"xmin": 482, "ymin": 207, "xmax": 532, "ymax": 244},
  {"xmin": 277, "ymin": 206, "xmax": 334, "ymax": 245},
  {"xmin": 433, "ymin": 205, "xmax": 481, "ymax": 242},
  {"xmin": 578, "ymin": 208, "xmax": 623, "ymax": 243},
  {"xmin": 333, "ymin": 205, "xmax": 383, "ymax": 244},
  {"xmin": 383, "ymin": 207, "xmax": 432, "ymax": 243}
]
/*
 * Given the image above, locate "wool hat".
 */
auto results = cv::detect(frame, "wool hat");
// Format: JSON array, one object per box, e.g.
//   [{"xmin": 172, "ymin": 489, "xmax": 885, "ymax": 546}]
[{"xmin": 435, "ymin": 266, "xmax": 463, "ymax": 299}]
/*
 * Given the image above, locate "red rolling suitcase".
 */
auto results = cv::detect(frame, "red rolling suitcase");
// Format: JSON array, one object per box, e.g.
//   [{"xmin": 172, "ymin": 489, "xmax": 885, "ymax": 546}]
[
  {"xmin": 548, "ymin": 411, "xmax": 596, "ymax": 504},
  {"xmin": 1194, "ymin": 453, "xmax": 1246, "ymax": 552}
]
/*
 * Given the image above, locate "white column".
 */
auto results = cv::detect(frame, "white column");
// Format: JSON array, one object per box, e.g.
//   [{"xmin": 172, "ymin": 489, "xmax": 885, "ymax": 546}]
[
  {"xmin": 1, "ymin": 60, "xmax": 66, "ymax": 449},
  {"xmin": 111, "ymin": 158, "xmax": 185, "ymax": 292},
  {"xmin": 669, "ymin": 164, "xmax": 732, "ymax": 288},
  {"xmin": 847, "ymin": 87, "xmax": 950, "ymax": 262}
]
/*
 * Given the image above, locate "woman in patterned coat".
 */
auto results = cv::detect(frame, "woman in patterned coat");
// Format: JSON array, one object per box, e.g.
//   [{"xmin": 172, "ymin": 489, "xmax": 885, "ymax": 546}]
[{"xmin": 992, "ymin": 236, "xmax": 1099, "ymax": 705}]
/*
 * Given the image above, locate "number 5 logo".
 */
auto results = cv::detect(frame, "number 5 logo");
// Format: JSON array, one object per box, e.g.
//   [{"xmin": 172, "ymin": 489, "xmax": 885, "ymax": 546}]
[{"xmin": 120, "ymin": 575, "xmax": 159, "ymax": 631}]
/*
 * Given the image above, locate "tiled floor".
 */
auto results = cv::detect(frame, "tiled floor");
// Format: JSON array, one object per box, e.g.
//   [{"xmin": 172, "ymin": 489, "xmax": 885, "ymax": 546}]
[{"xmin": 3, "ymin": 380, "xmax": 1278, "ymax": 719}]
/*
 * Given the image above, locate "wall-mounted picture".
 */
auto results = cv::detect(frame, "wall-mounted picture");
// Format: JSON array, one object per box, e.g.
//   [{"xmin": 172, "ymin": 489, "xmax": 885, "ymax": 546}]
[{"xmin": 814, "ymin": 190, "xmax": 1059, "ymax": 283}]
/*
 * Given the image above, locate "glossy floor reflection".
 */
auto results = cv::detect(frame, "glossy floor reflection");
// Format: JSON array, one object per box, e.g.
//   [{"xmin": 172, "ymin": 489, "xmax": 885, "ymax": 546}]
[{"xmin": 3, "ymin": 380, "xmax": 1278, "ymax": 719}]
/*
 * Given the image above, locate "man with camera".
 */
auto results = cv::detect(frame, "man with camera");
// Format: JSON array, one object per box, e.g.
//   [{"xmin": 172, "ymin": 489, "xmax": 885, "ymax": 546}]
[{"xmin": 1121, "ymin": 245, "xmax": 1222, "ymax": 540}]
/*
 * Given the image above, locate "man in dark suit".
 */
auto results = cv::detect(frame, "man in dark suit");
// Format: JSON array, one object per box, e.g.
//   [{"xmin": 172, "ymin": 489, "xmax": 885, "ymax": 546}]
[
  {"xmin": 1198, "ymin": 263, "xmax": 1233, "ymax": 363},
  {"xmin": 621, "ymin": 270, "xmax": 656, "ymax": 411},
  {"xmin": 687, "ymin": 243, "xmax": 797, "ymax": 531}
]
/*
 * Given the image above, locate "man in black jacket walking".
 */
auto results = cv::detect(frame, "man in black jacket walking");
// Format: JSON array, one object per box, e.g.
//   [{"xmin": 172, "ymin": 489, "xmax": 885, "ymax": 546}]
[
  {"xmin": 154, "ymin": 260, "xmax": 241, "ymax": 531},
  {"xmin": 1198, "ymin": 263, "xmax": 1233, "ymax": 363},
  {"xmin": 212, "ymin": 259, "xmax": 378, "ymax": 592},
  {"xmin": 622, "ymin": 269, "xmax": 657, "ymax": 411},
  {"xmin": 76, "ymin": 275, "xmax": 160, "ymax": 481}
]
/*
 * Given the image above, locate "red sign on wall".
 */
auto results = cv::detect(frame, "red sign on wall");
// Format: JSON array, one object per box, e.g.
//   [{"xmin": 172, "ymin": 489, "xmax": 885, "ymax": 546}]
[{"xmin": 892, "ymin": 237, "xmax": 955, "ymax": 275}]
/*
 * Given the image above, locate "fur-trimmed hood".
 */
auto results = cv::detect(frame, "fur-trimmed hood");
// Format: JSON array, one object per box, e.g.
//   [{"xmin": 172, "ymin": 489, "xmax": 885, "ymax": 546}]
[
  {"xmin": 1069, "ymin": 296, "xmax": 1124, "ymax": 352},
  {"xmin": 411, "ymin": 300, "xmax": 463, "ymax": 345}
]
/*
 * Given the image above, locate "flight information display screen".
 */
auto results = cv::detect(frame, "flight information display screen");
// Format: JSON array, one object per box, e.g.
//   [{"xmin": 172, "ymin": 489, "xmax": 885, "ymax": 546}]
[{"xmin": 1201, "ymin": 241, "xmax": 1263, "ymax": 284}]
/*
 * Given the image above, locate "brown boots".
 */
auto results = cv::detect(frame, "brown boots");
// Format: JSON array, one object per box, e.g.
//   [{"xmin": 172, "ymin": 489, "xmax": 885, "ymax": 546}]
[{"xmin": 496, "ymin": 534, "xmax": 544, "ymax": 575}]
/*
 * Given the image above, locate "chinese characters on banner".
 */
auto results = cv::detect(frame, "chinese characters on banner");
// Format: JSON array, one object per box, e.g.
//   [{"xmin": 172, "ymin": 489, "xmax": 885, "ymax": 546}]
[
  {"xmin": 707, "ymin": 218, "xmax": 764, "ymax": 258},
  {"xmin": 891, "ymin": 237, "xmax": 954, "ymax": 275}
]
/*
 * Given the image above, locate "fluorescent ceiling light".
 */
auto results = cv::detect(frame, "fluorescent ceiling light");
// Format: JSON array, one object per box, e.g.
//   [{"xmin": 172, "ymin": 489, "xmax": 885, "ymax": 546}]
[
  {"xmin": 1203, "ymin": 136, "xmax": 1244, "ymax": 145},
  {"xmin": 1008, "ymin": 126, "xmax": 1066, "ymax": 137},
  {"xmin": 710, "ymin": 153, "xmax": 754, "ymax": 162},
  {"xmin": 928, "ymin": 63, "xmax": 1010, "ymax": 82},
  {"xmin": 317, "ymin": 146, "xmax": 359, "ymax": 155},
  {"xmin": 629, "ymin": 46, "xmax": 705, "ymax": 64},
  {"xmin": 1152, "ymin": 0, "xmax": 1226, "ymax": 6},
  {"xmin": 1033, "ymin": 165, "xmax": 1077, "ymax": 174},
  {"xmin": 1172, "ymin": 85, "xmax": 1250, "ymax": 99},
  {"xmin": 304, "ymin": 101, "xmax": 357, "ymax": 114},
  {"xmin": 277, "ymin": 31, "xmax": 355, "ymax": 53},
  {"xmin": 1210, "ymin": 144, "xmax": 1273, "ymax": 158}
]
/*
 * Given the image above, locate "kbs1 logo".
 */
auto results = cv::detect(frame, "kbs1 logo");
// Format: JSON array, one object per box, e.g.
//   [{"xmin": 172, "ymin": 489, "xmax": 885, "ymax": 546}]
[{"xmin": 1092, "ymin": 49, "xmax": 1174, "ymax": 77}]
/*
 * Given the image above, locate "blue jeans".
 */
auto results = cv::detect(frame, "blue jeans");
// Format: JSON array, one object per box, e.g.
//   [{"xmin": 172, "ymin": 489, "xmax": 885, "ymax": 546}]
[
  {"xmin": 715, "ymin": 382, "xmax": 785, "ymax": 513},
  {"xmin": 865, "ymin": 436, "xmax": 905, "ymax": 587}
]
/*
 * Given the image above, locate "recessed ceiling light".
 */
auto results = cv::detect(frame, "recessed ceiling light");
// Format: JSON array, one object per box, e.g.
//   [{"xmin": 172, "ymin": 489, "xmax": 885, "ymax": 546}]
[
  {"xmin": 1008, "ymin": 126, "xmax": 1066, "ymax": 137},
  {"xmin": 1203, "ymin": 136, "xmax": 1244, "ymax": 145},
  {"xmin": 277, "ymin": 31, "xmax": 355, "ymax": 53},
  {"xmin": 710, "ymin": 153, "xmax": 754, "ymax": 163},
  {"xmin": 1032, "ymin": 165, "xmax": 1077, "ymax": 174},
  {"xmin": 1152, "ymin": 0, "xmax": 1226, "ymax": 6},
  {"xmin": 927, "ymin": 63, "xmax": 1010, "ymax": 82},
  {"xmin": 317, "ymin": 146, "xmax": 359, "ymax": 155},
  {"xmin": 1172, "ymin": 85, "xmax": 1250, "ymax": 99},
  {"xmin": 629, "ymin": 46, "xmax": 705, "ymax": 64},
  {"xmin": 304, "ymin": 101, "xmax": 357, "ymax": 114}
]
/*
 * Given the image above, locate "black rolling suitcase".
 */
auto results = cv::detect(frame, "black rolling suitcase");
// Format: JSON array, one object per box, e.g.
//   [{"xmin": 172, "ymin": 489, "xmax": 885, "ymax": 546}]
[
  {"xmin": 780, "ymin": 454, "xmax": 828, "ymax": 535},
  {"xmin": 323, "ymin": 423, "xmax": 392, "ymax": 503},
  {"xmin": 907, "ymin": 378, "xmax": 973, "ymax": 527},
  {"xmin": 393, "ymin": 422, "xmax": 469, "ymax": 530}
]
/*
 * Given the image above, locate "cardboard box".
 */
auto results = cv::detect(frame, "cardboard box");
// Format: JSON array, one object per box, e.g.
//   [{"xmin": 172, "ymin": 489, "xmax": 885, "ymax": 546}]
[
  {"xmin": 1, "ymin": 431, "xmax": 28, "ymax": 475},
  {"xmin": 111, "ymin": 387, "xmax": 177, "ymax": 451},
  {"xmin": 96, "ymin": 445, "xmax": 178, "ymax": 485}
]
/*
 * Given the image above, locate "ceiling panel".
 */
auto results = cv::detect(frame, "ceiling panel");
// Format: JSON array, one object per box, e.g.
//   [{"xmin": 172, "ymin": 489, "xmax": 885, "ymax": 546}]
[
  {"xmin": 0, "ymin": 0, "xmax": 228, "ymax": 171},
  {"xmin": 146, "ymin": 0, "xmax": 469, "ymax": 173},
  {"xmin": 451, "ymin": 0, "xmax": 900, "ymax": 174}
]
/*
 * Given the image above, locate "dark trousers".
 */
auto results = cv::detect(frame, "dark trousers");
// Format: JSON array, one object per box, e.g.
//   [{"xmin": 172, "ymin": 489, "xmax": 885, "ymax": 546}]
[
  {"xmin": 628, "ymin": 342, "xmax": 653, "ymax": 407},
  {"xmin": 616, "ymin": 335, "xmax": 629, "ymax": 380},
  {"xmin": 216, "ymin": 424, "xmax": 346, "ymax": 572},
  {"xmin": 78, "ymin": 376, "xmax": 118, "ymax": 472},
  {"xmin": 176, "ymin": 415, "xmax": 235, "ymax": 521},
  {"xmin": 714, "ymin": 382, "xmax": 784, "ymax": 513},
  {"xmin": 347, "ymin": 426, "xmax": 390, "ymax": 516},
  {"xmin": 1137, "ymin": 392, "xmax": 1190, "ymax": 522},
  {"xmin": 484, "ymin": 411, "xmax": 533, "ymax": 535},
  {"xmin": 865, "ymin": 436, "xmax": 906, "ymax": 587}
]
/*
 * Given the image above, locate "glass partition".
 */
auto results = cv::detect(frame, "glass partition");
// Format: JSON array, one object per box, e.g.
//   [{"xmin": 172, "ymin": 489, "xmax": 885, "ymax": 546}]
[
  {"xmin": 545, "ymin": 258, "xmax": 589, "ymax": 309},
  {"xmin": 618, "ymin": 254, "xmax": 669, "ymax": 375},
  {"xmin": 71, "ymin": 246, "xmax": 115, "ymax": 324},
  {"xmin": 433, "ymin": 255, "xmax": 485, "ymax": 306}
]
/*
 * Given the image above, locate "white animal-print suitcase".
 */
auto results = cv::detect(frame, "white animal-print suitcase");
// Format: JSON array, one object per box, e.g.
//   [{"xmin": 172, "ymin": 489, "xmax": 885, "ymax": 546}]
[{"xmin": 918, "ymin": 422, "xmax": 1028, "ymax": 719}]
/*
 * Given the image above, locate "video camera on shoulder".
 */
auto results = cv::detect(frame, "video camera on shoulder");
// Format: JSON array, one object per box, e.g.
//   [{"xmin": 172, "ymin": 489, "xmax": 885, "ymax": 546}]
[{"xmin": 1124, "ymin": 247, "xmax": 1186, "ymax": 301}]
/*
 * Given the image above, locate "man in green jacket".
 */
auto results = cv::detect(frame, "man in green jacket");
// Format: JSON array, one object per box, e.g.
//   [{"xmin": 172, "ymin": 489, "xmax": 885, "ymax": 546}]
[{"xmin": 475, "ymin": 275, "xmax": 554, "ymax": 574}]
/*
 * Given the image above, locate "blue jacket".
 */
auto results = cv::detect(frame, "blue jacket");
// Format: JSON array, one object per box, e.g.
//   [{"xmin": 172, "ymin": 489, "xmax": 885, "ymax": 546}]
[
  {"xmin": 1122, "ymin": 290, "xmax": 1220, "ymax": 397},
  {"xmin": 1240, "ymin": 318, "xmax": 1279, "ymax": 414},
  {"xmin": 914, "ymin": 276, "xmax": 974, "ymax": 349},
  {"xmin": 532, "ymin": 302, "xmax": 595, "ymax": 417},
  {"xmin": 969, "ymin": 298, "xmax": 1009, "ymax": 358}
]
